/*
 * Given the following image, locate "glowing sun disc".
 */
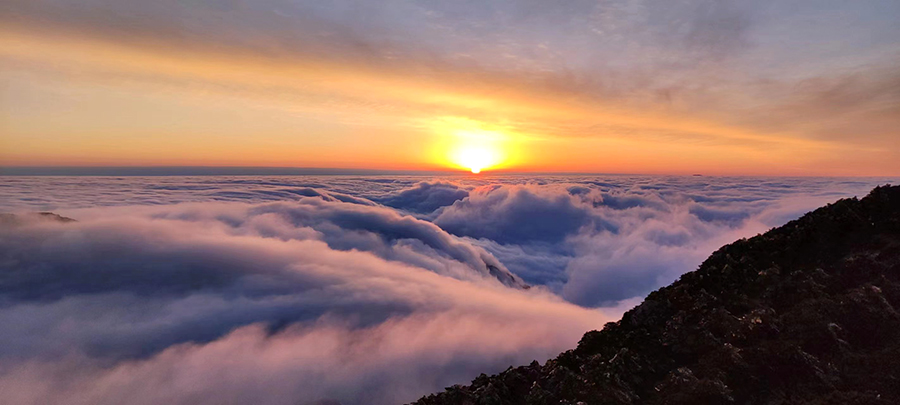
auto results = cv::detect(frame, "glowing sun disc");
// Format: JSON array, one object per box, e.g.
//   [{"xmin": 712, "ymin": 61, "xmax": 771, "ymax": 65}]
[{"xmin": 454, "ymin": 146, "xmax": 497, "ymax": 174}]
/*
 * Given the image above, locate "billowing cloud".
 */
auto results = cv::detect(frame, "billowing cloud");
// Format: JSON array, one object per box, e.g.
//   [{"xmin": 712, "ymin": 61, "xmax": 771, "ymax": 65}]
[
  {"xmin": 0, "ymin": 175, "xmax": 895, "ymax": 404},
  {"xmin": 421, "ymin": 177, "xmax": 896, "ymax": 306},
  {"xmin": 0, "ymin": 199, "xmax": 598, "ymax": 404},
  {"xmin": 434, "ymin": 185, "xmax": 608, "ymax": 244},
  {"xmin": 376, "ymin": 181, "xmax": 469, "ymax": 215}
]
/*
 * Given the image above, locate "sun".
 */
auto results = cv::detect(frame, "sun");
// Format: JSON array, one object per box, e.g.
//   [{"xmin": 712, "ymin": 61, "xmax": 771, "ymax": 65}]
[
  {"xmin": 456, "ymin": 146, "xmax": 494, "ymax": 173},
  {"xmin": 428, "ymin": 117, "xmax": 514, "ymax": 173},
  {"xmin": 453, "ymin": 145, "xmax": 499, "ymax": 174}
]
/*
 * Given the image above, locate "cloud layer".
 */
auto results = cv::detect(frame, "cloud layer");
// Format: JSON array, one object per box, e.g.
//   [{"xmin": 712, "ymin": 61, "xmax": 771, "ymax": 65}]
[
  {"xmin": 424, "ymin": 177, "xmax": 897, "ymax": 306},
  {"xmin": 0, "ymin": 175, "xmax": 896, "ymax": 404},
  {"xmin": 0, "ymin": 199, "xmax": 596, "ymax": 404}
]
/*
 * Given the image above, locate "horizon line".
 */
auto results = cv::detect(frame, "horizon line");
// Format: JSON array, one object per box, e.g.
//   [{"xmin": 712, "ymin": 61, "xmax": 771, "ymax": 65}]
[{"xmin": 1, "ymin": 166, "xmax": 898, "ymax": 178}]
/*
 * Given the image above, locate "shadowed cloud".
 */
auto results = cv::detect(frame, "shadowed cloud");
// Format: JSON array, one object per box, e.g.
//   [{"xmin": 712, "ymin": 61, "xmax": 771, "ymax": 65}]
[{"xmin": 0, "ymin": 198, "xmax": 595, "ymax": 404}]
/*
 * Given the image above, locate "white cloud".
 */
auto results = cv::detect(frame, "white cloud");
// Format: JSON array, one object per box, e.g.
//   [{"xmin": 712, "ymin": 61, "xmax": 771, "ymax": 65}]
[{"xmin": 0, "ymin": 198, "xmax": 599, "ymax": 404}]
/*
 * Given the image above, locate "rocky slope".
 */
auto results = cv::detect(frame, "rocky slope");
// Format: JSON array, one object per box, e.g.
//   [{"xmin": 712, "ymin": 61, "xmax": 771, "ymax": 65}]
[{"xmin": 414, "ymin": 185, "xmax": 900, "ymax": 405}]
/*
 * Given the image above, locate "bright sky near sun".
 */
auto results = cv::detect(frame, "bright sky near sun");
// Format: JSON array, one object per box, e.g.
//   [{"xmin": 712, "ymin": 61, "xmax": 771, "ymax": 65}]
[{"xmin": 1, "ymin": 0, "xmax": 899, "ymax": 175}]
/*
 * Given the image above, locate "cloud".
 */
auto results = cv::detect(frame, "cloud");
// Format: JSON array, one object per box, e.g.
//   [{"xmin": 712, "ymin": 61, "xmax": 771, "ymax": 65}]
[
  {"xmin": 0, "ymin": 199, "xmax": 599, "ymax": 404},
  {"xmin": 433, "ymin": 185, "xmax": 611, "ymax": 244},
  {"xmin": 3, "ymin": 198, "xmax": 527, "ymax": 298},
  {"xmin": 1, "ymin": 175, "xmax": 895, "ymax": 404},
  {"xmin": 422, "ymin": 177, "xmax": 895, "ymax": 306},
  {"xmin": 376, "ymin": 181, "xmax": 469, "ymax": 215},
  {"xmin": 0, "ymin": 311, "xmax": 594, "ymax": 405}
]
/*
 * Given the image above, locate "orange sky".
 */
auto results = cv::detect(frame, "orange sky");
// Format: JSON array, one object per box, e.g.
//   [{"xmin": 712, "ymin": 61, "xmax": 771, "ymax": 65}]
[{"xmin": 1, "ymin": 0, "xmax": 898, "ymax": 176}]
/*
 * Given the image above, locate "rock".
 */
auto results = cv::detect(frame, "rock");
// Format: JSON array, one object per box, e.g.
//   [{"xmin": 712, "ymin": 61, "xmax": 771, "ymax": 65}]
[{"xmin": 413, "ymin": 185, "xmax": 900, "ymax": 405}]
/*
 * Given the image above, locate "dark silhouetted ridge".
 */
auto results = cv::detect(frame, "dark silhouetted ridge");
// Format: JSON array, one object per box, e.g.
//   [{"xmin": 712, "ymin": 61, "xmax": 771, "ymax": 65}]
[
  {"xmin": 0, "ymin": 212, "xmax": 76, "ymax": 226},
  {"xmin": 414, "ymin": 185, "xmax": 900, "ymax": 405}
]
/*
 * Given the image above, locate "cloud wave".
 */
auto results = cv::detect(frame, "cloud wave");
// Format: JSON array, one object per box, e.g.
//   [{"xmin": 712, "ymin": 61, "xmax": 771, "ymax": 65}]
[{"xmin": 0, "ymin": 198, "xmax": 597, "ymax": 404}]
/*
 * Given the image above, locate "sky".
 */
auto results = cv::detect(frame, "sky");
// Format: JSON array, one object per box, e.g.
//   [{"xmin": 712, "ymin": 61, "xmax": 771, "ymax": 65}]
[{"xmin": 1, "ymin": 0, "xmax": 899, "ymax": 174}]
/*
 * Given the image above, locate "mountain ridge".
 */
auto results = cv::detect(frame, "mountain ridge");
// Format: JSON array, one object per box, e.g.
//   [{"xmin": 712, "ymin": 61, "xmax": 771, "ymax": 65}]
[{"xmin": 413, "ymin": 185, "xmax": 900, "ymax": 405}]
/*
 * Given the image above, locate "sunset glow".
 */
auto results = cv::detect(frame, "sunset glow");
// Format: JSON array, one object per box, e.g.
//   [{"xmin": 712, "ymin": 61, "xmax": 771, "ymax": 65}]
[
  {"xmin": 453, "ymin": 145, "xmax": 499, "ymax": 174},
  {"xmin": 0, "ymin": 1, "xmax": 898, "ymax": 176}
]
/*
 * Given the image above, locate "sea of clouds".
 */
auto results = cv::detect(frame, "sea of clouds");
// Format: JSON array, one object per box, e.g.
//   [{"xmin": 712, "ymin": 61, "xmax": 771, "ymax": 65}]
[{"xmin": 0, "ymin": 174, "xmax": 895, "ymax": 404}]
